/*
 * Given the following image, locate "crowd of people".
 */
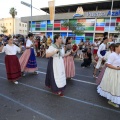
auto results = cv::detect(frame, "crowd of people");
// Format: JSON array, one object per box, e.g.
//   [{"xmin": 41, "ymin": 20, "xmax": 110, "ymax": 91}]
[{"xmin": 0, "ymin": 32, "xmax": 120, "ymax": 108}]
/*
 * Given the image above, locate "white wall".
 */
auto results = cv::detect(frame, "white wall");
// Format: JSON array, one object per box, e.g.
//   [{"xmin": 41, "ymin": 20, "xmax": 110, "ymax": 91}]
[{"xmin": 15, "ymin": 18, "xmax": 27, "ymax": 35}]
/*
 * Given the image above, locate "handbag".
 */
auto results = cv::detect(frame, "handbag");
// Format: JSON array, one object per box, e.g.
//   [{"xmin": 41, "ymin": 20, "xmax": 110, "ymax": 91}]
[{"xmin": 100, "ymin": 50, "xmax": 106, "ymax": 56}]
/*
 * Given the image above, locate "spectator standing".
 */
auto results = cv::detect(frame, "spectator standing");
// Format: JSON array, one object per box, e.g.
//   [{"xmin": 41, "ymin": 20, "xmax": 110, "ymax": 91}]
[
  {"xmin": 47, "ymin": 35, "xmax": 52, "ymax": 47},
  {"xmin": 77, "ymin": 39, "xmax": 84, "ymax": 60}
]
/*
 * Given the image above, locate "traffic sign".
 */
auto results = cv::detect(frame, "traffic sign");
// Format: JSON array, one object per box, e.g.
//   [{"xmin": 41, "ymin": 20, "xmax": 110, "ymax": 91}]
[{"xmin": 21, "ymin": 1, "xmax": 31, "ymax": 7}]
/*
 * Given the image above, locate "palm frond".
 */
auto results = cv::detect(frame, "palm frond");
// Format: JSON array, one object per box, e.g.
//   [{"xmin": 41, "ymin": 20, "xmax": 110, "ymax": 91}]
[
  {"xmin": 9, "ymin": 7, "xmax": 17, "ymax": 18},
  {"xmin": 115, "ymin": 24, "xmax": 120, "ymax": 34}
]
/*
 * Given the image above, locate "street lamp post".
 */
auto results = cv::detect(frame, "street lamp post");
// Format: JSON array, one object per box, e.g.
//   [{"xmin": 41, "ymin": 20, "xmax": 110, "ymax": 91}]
[
  {"xmin": 21, "ymin": 0, "xmax": 41, "ymax": 33},
  {"xmin": 108, "ymin": 0, "xmax": 114, "ymax": 38},
  {"xmin": 31, "ymin": 0, "xmax": 32, "ymax": 32}
]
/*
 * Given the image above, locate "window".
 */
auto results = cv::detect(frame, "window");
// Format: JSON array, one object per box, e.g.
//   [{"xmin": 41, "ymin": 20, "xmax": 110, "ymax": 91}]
[
  {"xmin": 19, "ymin": 23, "xmax": 21, "ymax": 26},
  {"xmin": 22, "ymin": 24, "xmax": 24, "ymax": 27},
  {"xmin": 23, "ymin": 30, "xmax": 24, "ymax": 33},
  {"xmin": 25, "ymin": 25, "xmax": 26, "ymax": 27},
  {"xmin": 10, "ymin": 23, "xmax": 11, "ymax": 26}
]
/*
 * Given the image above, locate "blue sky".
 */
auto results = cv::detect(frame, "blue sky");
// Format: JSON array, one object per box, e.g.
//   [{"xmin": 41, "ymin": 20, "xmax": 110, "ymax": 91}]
[{"xmin": 0, "ymin": 0, "xmax": 110, "ymax": 18}]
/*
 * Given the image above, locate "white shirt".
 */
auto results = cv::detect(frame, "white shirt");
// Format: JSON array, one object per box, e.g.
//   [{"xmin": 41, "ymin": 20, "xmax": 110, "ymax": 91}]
[
  {"xmin": 97, "ymin": 43, "xmax": 106, "ymax": 58},
  {"xmin": 2, "ymin": 44, "xmax": 20, "ymax": 55},
  {"xmin": 93, "ymin": 42, "xmax": 99, "ymax": 50},
  {"xmin": 107, "ymin": 52, "xmax": 120, "ymax": 67},
  {"xmin": 26, "ymin": 39, "xmax": 33, "ymax": 47}
]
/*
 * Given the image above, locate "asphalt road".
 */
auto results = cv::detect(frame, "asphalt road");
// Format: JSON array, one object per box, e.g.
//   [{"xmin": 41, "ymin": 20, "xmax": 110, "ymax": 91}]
[{"xmin": 0, "ymin": 53, "xmax": 120, "ymax": 120}]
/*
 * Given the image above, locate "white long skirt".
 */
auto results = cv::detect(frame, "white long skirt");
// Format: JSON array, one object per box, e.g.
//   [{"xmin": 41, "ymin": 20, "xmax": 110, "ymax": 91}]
[{"xmin": 97, "ymin": 67, "xmax": 120, "ymax": 104}]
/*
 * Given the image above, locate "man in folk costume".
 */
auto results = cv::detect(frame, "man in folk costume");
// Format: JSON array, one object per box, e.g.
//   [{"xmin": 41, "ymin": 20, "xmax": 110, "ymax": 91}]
[
  {"xmin": 93, "ymin": 37, "xmax": 108, "ymax": 78},
  {"xmin": 0, "ymin": 37, "xmax": 22, "ymax": 84},
  {"xmin": 19, "ymin": 33, "xmax": 38, "ymax": 76}
]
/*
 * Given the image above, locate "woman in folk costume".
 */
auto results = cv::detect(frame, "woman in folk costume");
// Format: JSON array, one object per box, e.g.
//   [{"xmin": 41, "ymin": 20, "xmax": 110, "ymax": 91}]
[
  {"xmin": 19, "ymin": 33, "xmax": 38, "ymax": 76},
  {"xmin": 0, "ymin": 37, "xmax": 21, "ymax": 84},
  {"xmin": 97, "ymin": 43, "xmax": 120, "ymax": 108},
  {"xmin": 93, "ymin": 37, "xmax": 108, "ymax": 78},
  {"xmin": 96, "ymin": 43, "xmax": 115, "ymax": 85},
  {"xmin": 45, "ymin": 34, "xmax": 66, "ymax": 96},
  {"xmin": 64, "ymin": 37, "xmax": 75, "ymax": 79}
]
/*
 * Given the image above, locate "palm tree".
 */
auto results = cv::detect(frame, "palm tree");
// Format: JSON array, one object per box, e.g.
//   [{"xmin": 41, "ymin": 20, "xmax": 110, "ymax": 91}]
[
  {"xmin": 1, "ymin": 26, "xmax": 8, "ymax": 34},
  {"xmin": 9, "ymin": 7, "xmax": 17, "ymax": 35},
  {"xmin": 115, "ymin": 23, "xmax": 120, "ymax": 34},
  {"xmin": 62, "ymin": 20, "xmax": 85, "ymax": 35}
]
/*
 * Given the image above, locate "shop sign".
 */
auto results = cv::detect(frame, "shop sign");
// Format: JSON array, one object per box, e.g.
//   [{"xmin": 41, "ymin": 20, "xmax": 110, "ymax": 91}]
[
  {"xmin": 87, "ymin": 12, "xmax": 106, "ymax": 17},
  {"xmin": 107, "ymin": 10, "xmax": 120, "ymax": 16},
  {"xmin": 86, "ymin": 10, "xmax": 120, "ymax": 17}
]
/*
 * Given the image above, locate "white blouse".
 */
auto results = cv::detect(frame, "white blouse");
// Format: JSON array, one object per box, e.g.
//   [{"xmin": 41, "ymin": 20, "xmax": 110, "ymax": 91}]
[
  {"xmin": 97, "ymin": 43, "xmax": 106, "ymax": 58},
  {"xmin": 107, "ymin": 52, "xmax": 120, "ymax": 67},
  {"xmin": 2, "ymin": 44, "xmax": 20, "ymax": 55},
  {"xmin": 26, "ymin": 39, "xmax": 33, "ymax": 47},
  {"xmin": 46, "ymin": 45, "xmax": 65, "ymax": 57}
]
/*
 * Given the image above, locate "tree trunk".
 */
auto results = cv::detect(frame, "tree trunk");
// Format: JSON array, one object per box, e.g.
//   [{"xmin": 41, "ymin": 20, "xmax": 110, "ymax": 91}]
[{"xmin": 13, "ymin": 18, "xmax": 14, "ymax": 35}]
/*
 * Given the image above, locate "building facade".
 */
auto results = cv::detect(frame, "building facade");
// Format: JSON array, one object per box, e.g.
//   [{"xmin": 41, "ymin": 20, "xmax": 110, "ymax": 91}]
[
  {"xmin": 0, "ymin": 18, "xmax": 27, "ymax": 35},
  {"xmin": 21, "ymin": 3, "xmax": 120, "ymax": 43}
]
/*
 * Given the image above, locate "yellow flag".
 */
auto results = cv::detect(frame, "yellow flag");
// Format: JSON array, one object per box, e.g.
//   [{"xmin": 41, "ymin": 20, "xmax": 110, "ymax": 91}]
[{"xmin": 48, "ymin": 0, "xmax": 55, "ymax": 22}]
